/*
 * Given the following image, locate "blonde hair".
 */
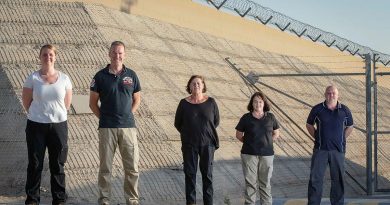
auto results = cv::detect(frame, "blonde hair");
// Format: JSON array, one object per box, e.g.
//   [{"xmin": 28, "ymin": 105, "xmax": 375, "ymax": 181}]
[{"xmin": 39, "ymin": 44, "xmax": 57, "ymax": 56}]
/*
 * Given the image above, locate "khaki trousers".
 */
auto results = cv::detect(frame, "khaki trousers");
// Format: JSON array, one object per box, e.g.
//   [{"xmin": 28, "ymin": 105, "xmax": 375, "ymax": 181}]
[
  {"xmin": 241, "ymin": 154, "xmax": 274, "ymax": 205},
  {"xmin": 98, "ymin": 128, "xmax": 139, "ymax": 205}
]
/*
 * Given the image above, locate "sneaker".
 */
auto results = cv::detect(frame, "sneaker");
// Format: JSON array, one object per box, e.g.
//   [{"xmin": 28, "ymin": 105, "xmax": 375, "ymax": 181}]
[
  {"xmin": 98, "ymin": 196, "xmax": 110, "ymax": 205},
  {"xmin": 99, "ymin": 200, "xmax": 109, "ymax": 205}
]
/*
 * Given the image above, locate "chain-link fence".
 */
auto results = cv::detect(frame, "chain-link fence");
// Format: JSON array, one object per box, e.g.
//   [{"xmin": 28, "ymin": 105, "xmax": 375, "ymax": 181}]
[
  {"xmin": 373, "ymin": 65, "xmax": 390, "ymax": 192},
  {"xmin": 225, "ymin": 53, "xmax": 390, "ymax": 194}
]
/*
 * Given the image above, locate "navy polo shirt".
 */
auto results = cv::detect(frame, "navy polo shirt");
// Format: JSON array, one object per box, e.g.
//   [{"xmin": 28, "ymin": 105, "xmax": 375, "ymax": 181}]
[
  {"xmin": 306, "ymin": 101, "xmax": 353, "ymax": 152},
  {"xmin": 90, "ymin": 65, "xmax": 141, "ymax": 128}
]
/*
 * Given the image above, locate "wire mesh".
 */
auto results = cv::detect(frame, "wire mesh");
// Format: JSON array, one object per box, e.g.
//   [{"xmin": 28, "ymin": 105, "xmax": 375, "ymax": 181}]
[
  {"xmin": 374, "ymin": 75, "xmax": 390, "ymax": 191},
  {"xmin": 225, "ymin": 54, "xmax": 390, "ymax": 193}
]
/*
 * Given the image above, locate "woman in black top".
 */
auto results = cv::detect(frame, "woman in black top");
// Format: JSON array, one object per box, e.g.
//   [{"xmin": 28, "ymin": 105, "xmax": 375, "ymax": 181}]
[
  {"xmin": 174, "ymin": 75, "xmax": 219, "ymax": 205},
  {"xmin": 235, "ymin": 91, "xmax": 280, "ymax": 205}
]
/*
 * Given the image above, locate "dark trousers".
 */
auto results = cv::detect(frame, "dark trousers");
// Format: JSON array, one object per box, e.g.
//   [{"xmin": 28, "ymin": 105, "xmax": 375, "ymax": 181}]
[
  {"xmin": 25, "ymin": 120, "xmax": 68, "ymax": 205},
  {"xmin": 182, "ymin": 144, "xmax": 215, "ymax": 205},
  {"xmin": 308, "ymin": 149, "xmax": 345, "ymax": 205}
]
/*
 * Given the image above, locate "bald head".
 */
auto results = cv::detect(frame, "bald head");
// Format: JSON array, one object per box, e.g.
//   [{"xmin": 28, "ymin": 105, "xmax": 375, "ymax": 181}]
[
  {"xmin": 325, "ymin": 85, "xmax": 339, "ymax": 106},
  {"xmin": 325, "ymin": 85, "xmax": 338, "ymax": 92}
]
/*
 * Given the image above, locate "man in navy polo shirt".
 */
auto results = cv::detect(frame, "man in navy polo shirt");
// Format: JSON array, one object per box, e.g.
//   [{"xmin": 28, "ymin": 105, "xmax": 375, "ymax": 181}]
[
  {"xmin": 89, "ymin": 41, "xmax": 141, "ymax": 205},
  {"xmin": 306, "ymin": 85, "xmax": 353, "ymax": 205}
]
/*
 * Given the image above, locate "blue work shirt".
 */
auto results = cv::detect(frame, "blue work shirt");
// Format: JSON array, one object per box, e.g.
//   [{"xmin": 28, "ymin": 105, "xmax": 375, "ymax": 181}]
[
  {"xmin": 90, "ymin": 65, "xmax": 141, "ymax": 128},
  {"xmin": 306, "ymin": 101, "xmax": 353, "ymax": 152}
]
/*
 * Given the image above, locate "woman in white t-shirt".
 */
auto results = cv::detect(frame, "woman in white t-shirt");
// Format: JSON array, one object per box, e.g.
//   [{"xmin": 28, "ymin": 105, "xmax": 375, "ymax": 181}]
[{"xmin": 22, "ymin": 44, "xmax": 72, "ymax": 205}]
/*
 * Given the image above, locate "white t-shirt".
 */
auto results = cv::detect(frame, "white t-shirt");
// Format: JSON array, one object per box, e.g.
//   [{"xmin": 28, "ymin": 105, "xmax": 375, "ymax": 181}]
[{"xmin": 24, "ymin": 71, "xmax": 72, "ymax": 123}]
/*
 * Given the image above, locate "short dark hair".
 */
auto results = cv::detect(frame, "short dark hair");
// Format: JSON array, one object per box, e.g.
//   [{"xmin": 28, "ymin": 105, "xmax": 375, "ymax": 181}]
[
  {"xmin": 186, "ymin": 75, "xmax": 207, "ymax": 94},
  {"xmin": 110, "ymin": 41, "xmax": 126, "ymax": 51},
  {"xmin": 40, "ymin": 44, "xmax": 57, "ymax": 56},
  {"xmin": 247, "ymin": 91, "xmax": 271, "ymax": 112}
]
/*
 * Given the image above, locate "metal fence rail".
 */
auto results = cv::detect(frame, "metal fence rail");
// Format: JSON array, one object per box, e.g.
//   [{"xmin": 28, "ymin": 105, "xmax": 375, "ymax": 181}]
[{"xmin": 194, "ymin": 0, "xmax": 390, "ymax": 66}]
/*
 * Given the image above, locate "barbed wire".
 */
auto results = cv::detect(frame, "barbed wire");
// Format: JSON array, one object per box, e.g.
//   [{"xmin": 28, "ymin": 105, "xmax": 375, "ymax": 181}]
[{"xmin": 193, "ymin": 0, "xmax": 390, "ymax": 66}]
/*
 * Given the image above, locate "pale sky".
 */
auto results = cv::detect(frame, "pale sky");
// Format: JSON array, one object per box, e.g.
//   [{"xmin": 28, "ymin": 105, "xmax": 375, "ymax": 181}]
[{"xmin": 253, "ymin": 0, "xmax": 390, "ymax": 54}]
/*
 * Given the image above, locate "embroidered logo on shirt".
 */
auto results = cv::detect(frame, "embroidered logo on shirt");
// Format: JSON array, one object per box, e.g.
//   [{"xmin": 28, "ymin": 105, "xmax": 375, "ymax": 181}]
[
  {"xmin": 123, "ymin": 77, "xmax": 133, "ymax": 86},
  {"xmin": 90, "ymin": 79, "xmax": 95, "ymax": 88}
]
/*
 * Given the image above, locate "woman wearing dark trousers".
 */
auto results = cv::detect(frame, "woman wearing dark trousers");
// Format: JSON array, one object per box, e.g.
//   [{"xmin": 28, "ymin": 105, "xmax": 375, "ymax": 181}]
[
  {"xmin": 174, "ymin": 75, "xmax": 220, "ymax": 205},
  {"xmin": 22, "ymin": 44, "xmax": 72, "ymax": 205}
]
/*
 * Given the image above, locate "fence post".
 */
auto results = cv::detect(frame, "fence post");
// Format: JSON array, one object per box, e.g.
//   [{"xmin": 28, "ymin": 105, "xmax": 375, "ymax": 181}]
[
  {"xmin": 373, "ymin": 54, "xmax": 378, "ymax": 192},
  {"xmin": 365, "ymin": 54, "xmax": 373, "ymax": 195}
]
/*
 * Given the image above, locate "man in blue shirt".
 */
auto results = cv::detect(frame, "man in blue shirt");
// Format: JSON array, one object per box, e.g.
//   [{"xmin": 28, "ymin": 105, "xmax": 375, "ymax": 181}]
[
  {"xmin": 89, "ymin": 41, "xmax": 141, "ymax": 205},
  {"xmin": 306, "ymin": 85, "xmax": 353, "ymax": 205}
]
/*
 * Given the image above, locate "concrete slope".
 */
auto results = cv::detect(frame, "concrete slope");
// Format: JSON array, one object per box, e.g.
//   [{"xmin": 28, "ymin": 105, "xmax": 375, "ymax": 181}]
[{"xmin": 0, "ymin": 0, "xmax": 389, "ymax": 204}]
